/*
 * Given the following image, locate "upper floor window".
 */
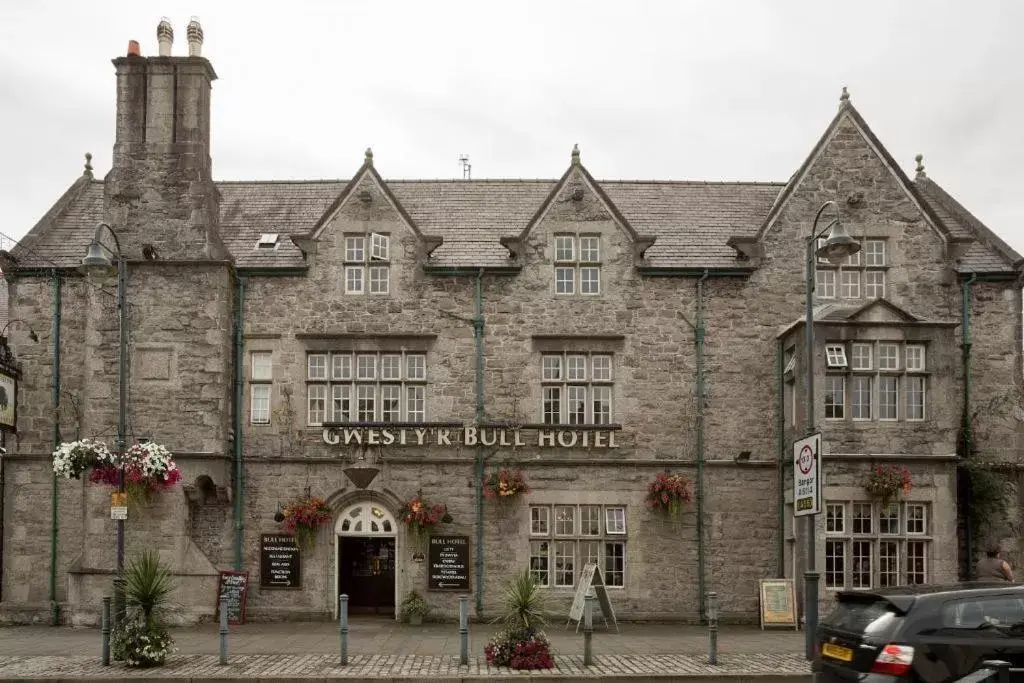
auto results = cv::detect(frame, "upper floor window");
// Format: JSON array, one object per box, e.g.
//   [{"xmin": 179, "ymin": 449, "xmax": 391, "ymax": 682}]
[
  {"xmin": 541, "ymin": 353, "xmax": 613, "ymax": 425},
  {"xmin": 554, "ymin": 235, "xmax": 601, "ymax": 295},
  {"xmin": 345, "ymin": 233, "xmax": 390, "ymax": 295},
  {"xmin": 815, "ymin": 238, "xmax": 887, "ymax": 300},
  {"xmin": 825, "ymin": 342, "xmax": 927, "ymax": 422},
  {"xmin": 306, "ymin": 351, "xmax": 426, "ymax": 425},
  {"xmin": 249, "ymin": 351, "xmax": 273, "ymax": 425}
]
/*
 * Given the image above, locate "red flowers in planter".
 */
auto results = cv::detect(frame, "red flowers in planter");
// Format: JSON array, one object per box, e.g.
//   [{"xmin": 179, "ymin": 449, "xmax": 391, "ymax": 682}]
[
  {"xmin": 864, "ymin": 465, "xmax": 912, "ymax": 507},
  {"xmin": 280, "ymin": 496, "xmax": 332, "ymax": 551},
  {"xmin": 399, "ymin": 493, "xmax": 450, "ymax": 535},
  {"xmin": 483, "ymin": 468, "xmax": 529, "ymax": 500},
  {"xmin": 645, "ymin": 471, "xmax": 693, "ymax": 516}
]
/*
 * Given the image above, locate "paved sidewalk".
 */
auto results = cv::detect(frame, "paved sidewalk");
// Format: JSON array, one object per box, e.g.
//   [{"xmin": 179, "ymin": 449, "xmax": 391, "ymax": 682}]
[{"xmin": 0, "ymin": 619, "xmax": 812, "ymax": 680}]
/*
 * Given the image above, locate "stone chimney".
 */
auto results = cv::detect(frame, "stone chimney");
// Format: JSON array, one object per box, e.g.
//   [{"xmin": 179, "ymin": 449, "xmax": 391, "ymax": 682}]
[
  {"xmin": 106, "ymin": 18, "xmax": 225, "ymax": 261},
  {"xmin": 187, "ymin": 17, "xmax": 203, "ymax": 56}
]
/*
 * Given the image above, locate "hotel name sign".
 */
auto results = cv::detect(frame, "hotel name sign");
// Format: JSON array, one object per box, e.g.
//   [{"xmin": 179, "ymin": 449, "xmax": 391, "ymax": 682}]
[{"xmin": 322, "ymin": 425, "xmax": 620, "ymax": 449}]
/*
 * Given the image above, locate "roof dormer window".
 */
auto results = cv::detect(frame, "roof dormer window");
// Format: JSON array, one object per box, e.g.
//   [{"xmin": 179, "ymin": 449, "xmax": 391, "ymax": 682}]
[{"xmin": 257, "ymin": 233, "xmax": 279, "ymax": 249}]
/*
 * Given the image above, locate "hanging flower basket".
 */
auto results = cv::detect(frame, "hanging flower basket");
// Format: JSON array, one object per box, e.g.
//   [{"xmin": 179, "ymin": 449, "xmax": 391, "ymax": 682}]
[
  {"xmin": 399, "ymin": 492, "xmax": 450, "ymax": 538},
  {"xmin": 89, "ymin": 442, "xmax": 182, "ymax": 506},
  {"xmin": 280, "ymin": 496, "xmax": 332, "ymax": 552},
  {"xmin": 483, "ymin": 468, "xmax": 529, "ymax": 501},
  {"xmin": 645, "ymin": 471, "xmax": 693, "ymax": 517},
  {"xmin": 52, "ymin": 439, "xmax": 113, "ymax": 480},
  {"xmin": 864, "ymin": 465, "xmax": 912, "ymax": 508}
]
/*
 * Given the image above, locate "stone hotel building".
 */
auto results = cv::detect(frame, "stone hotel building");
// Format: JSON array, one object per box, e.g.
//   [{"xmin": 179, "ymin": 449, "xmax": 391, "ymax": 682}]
[{"xmin": 1, "ymin": 21, "xmax": 1021, "ymax": 625}]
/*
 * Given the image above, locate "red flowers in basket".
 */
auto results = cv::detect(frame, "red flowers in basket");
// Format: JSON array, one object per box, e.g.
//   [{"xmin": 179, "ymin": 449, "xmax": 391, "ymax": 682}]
[
  {"xmin": 483, "ymin": 468, "xmax": 529, "ymax": 500},
  {"xmin": 280, "ymin": 496, "xmax": 332, "ymax": 551},
  {"xmin": 864, "ymin": 465, "xmax": 913, "ymax": 507},
  {"xmin": 644, "ymin": 471, "xmax": 693, "ymax": 516},
  {"xmin": 399, "ymin": 493, "xmax": 450, "ymax": 535}
]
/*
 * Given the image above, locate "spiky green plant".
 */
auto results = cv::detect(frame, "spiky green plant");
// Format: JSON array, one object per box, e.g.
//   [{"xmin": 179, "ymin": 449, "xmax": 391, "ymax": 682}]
[
  {"xmin": 497, "ymin": 569, "xmax": 549, "ymax": 629},
  {"xmin": 118, "ymin": 550, "xmax": 175, "ymax": 629}
]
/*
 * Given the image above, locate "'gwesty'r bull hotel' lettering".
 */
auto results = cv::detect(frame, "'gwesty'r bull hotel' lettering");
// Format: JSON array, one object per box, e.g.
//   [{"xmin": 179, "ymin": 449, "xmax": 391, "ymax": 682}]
[{"xmin": 322, "ymin": 426, "xmax": 620, "ymax": 448}]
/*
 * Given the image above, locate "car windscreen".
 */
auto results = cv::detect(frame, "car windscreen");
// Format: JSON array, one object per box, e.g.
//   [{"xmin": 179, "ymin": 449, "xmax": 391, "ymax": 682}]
[{"xmin": 821, "ymin": 597, "xmax": 901, "ymax": 637}]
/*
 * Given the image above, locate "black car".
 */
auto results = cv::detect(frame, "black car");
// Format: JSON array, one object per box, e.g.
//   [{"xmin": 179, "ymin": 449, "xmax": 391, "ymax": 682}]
[{"xmin": 813, "ymin": 583, "xmax": 1024, "ymax": 683}]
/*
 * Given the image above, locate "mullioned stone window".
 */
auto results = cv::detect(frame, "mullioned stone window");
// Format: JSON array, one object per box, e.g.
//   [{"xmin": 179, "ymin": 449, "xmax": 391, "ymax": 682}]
[
  {"xmin": 824, "ymin": 342, "xmax": 926, "ymax": 422},
  {"xmin": 344, "ymin": 233, "xmax": 390, "ymax": 295},
  {"xmin": 306, "ymin": 351, "xmax": 426, "ymax": 425},
  {"xmin": 541, "ymin": 353, "xmax": 613, "ymax": 424},
  {"xmin": 815, "ymin": 238, "xmax": 888, "ymax": 300},
  {"xmin": 529, "ymin": 504, "xmax": 627, "ymax": 589},
  {"xmin": 553, "ymin": 234, "xmax": 601, "ymax": 295},
  {"xmin": 824, "ymin": 501, "xmax": 929, "ymax": 590},
  {"xmin": 250, "ymin": 351, "xmax": 273, "ymax": 424}
]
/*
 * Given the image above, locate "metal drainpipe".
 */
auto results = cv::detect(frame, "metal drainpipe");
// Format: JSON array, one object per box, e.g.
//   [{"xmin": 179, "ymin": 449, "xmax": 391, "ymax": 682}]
[
  {"xmin": 49, "ymin": 272, "xmax": 62, "ymax": 625},
  {"xmin": 776, "ymin": 338, "xmax": 786, "ymax": 578},
  {"xmin": 695, "ymin": 269, "xmax": 708, "ymax": 623},
  {"xmin": 961, "ymin": 272, "xmax": 976, "ymax": 575},
  {"xmin": 233, "ymin": 276, "xmax": 246, "ymax": 570},
  {"xmin": 473, "ymin": 269, "xmax": 485, "ymax": 619}
]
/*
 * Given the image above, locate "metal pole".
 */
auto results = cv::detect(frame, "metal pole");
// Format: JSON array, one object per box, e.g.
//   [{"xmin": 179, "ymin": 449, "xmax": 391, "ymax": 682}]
[
  {"xmin": 459, "ymin": 595, "xmax": 469, "ymax": 666},
  {"xmin": 983, "ymin": 660, "xmax": 1011, "ymax": 683},
  {"xmin": 583, "ymin": 588, "xmax": 595, "ymax": 666},
  {"xmin": 219, "ymin": 596, "xmax": 228, "ymax": 665},
  {"xmin": 101, "ymin": 597, "xmax": 111, "ymax": 666},
  {"xmin": 114, "ymin": 255, "xmax": 128, "ymax": 628},
  {"xmin": 804, "ymin": 233, "xmax": 820, "ymax": 660},
  {"xmin": 339, "ymin": 594, "xmax": 348, "ymax": 666},
  {"xmin": 707, "ymin": 591, "xmax": 718, "ymax": 665}
]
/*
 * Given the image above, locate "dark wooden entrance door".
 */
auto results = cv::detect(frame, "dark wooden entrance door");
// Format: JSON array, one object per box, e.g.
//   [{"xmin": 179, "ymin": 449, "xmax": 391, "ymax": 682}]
[{"xmin": 338, "ymin": 537, "xmax": 396, "ymax": 615}]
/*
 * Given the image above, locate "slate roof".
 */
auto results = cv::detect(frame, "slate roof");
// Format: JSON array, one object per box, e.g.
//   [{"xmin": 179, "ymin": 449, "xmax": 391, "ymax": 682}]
[{"xmin": 7, "ymin": 173, "xmax": 1018, "ymax": 274}]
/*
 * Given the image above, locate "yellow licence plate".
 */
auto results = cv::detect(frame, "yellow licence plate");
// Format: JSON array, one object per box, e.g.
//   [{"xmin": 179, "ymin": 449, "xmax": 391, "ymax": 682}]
[{"xmin": 822, "ymin": 644, "xmax": 853, "ymax": 662}]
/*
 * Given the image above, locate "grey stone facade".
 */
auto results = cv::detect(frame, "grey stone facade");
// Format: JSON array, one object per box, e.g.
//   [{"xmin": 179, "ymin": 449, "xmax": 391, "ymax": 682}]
[{"xmin": 1, "ymin": 22, "xmax": 1021, "ymax": 626}]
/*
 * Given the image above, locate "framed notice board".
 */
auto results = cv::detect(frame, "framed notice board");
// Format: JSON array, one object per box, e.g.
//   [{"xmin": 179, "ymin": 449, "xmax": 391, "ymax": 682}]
[
  {"xmin": 260, "ymin": 534, "xmax": 301, "ymax": 589},
  {"xmin": 759, "ymin": 578, "xmax": 797, "ymax": 630},
  {"xmin": 216, "ymin": 570, "xmax": 249, "ymax": 626}
]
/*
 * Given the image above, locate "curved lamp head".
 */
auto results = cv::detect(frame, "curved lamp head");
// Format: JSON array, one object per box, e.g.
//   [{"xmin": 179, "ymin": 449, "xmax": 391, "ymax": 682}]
[
  {"xmin": 80, "ymin": 240, "xmax": 115, "ymax": 275},
  {"xmin": 816, "ymin": 221, "xmax": 861, "ymax": 265}
]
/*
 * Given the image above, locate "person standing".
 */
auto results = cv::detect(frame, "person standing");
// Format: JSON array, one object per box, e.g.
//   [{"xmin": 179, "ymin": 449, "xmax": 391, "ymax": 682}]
[{"xmin": 976, "ymin": 547, "xmax": 1014, "ymax": 582}]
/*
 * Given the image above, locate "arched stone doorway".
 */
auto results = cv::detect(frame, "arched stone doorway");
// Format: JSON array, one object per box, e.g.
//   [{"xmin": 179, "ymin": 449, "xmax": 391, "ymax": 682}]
[{"xmin": 334, "ymin": 501, "xmax": 398, "ymax": 616}]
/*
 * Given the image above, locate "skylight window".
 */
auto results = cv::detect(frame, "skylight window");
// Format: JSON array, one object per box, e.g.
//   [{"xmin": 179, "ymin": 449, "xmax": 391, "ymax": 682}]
[{"xmin": 257, "ymin": 233, "xmax": 279, "ymax": 249}]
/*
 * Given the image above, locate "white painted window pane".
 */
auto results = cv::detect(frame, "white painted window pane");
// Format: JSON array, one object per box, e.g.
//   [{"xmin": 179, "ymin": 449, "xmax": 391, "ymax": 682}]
[
  {"xmin": 331, "ymin": 385, "xmax": 351, "ymax": 422},
  {"xmin": 580, "ymin": 540, "xmax": 600, "ymax": 567},
  {"xmin": 592, "ymin": 386, "xmax": 612, "ymax": 425},
  {"xmin": 370, "ymin": 233, "xmax": 390, "ymax": 260},
  {"xmin": 907, "ymin": 541, "xmax": 927, "ymax": 584},
  {"xmin": 580, "ymin": 506, "xmax": 601, "ymax": 536},
  {"xmin": 841, "ymin": 270, "xmax": 861, "ymax": 298},
  {"xmin": 251, "ymin": 352, "xmax": 273, "ymax": 381},
  {"xmin": 345, "ymin": 236, "xmax": 365, "ymax": 262},
  {"xmin": 592, "ymin": 355, "xmax": 612, "ymax": 381},
  {"xmin": 345, "ymin": 266, "xmax": 364, "ymax": 293},
  {"xmin": 816, "ymin": 269, "xmax": 836, "ymax": 298},
  {"xmin": 844, "ymin": 246, "xmax": 861, "ymax": 267},
  {"xmin": 907, "ymin": 505, "xmax": 926, "ymax": 534},
  {"xmin": 406, "ymin": 354, "xmax": 426, "ymax": 380},
  {"xmin": 864, "ymin": 240, "xmax": 886, "ymax": 266},
  {"xmin": 825, "ymin": 345, "xmax": 847, "ymax": 368},
  {"xmin": 542, "ymin": 356, "xmax": 562, "ymax": 381},
  {"xmin": 825, "ymin": 376, "xmax": 845, "ymax": 419},
  {"xmin": 555, "ymin": 505, "xmax": 575, "ymax": 536},
  {"xmin": 580, "ymin": 267, "xmax": 601, "ymax": 294},
  {"xmin": 852, "ymin": 540, "xmax": 872, "ymax": 589},
  {"xmin": 529, "ymin": 540, "xmax": 549, "ymax": 586},
  {"xmin": 580, "ymin": 236, "xmax": 600, "ymax": 262},
  {"xmin": 864, "ymin": 271, "xmax": 885, "ymax": 298},
  {"xmin": 555, "ymin": 267, "xmax": 575, "ymax": 294},
  {"xmin": 530, "ymin": 506, "xmax": 550, "ymax": 535},
  {"xmin": 852, "ymin": 376, "xmax": 872, "ymax": 420},
  {"xmin": 825, "ymin": 540, "xmax": 846, "ymax": 588},
  {"xmin": 906, "ymin": 376, "xmax": 925, "ymax": 420},
  {"xmin": 250, "ymin": 385, "xmax": 271, "ymax": 424},
  {"xmin": 567, "ymin": 386, "xmax": 587, "ymax": 425},
  {"xmin": 879, "ymin": 505, "xmax": 900, "ymax": 535},
  {"xmin": 356, "ymin": 355, "xmax": 376, "ymax": 380},
  {"xmin": 543, "ymin": 387, "xmax": 562, "ymax": 424},
  {"xmin": 307, "ymin": 384, "xmax": 326, "ymax": 426},
  {"xmin": 356, "ymin": 384, "xmax": 375, "ymax": 421},
  {"xmin": 826, "ymin": 504, "xmax": 845, "ymax": 533},
  {"xmin": 555, "ymin": 236, "xmax": 575, "ymax": 262},
  {"xmin": 879, "ymin": 377, "xmax": 898, "ymax": 420},
  {"xmin": 852, "ymin": 503, "xmax": 873, "ymax": 534},
  {"xmin": 554, "ymin": 541, "xmax": 575, "ymax": 587},
  {"xmin": 380, "ymin": 385, "xmax": 401, "ymax": 422},
  {"xmin": 368, "ymin": 266, "xmax": 389, "ymax": 294},
  {"xmin": 308, "ymin": 354, "xmax": 327, "ymax": 380},
  {"xmin": 879, "ymin": 541, "xmax": 899, "ymax": 587},
  {"xmin": 605, "ymin": 507, "xmax": 626, "ymax": 534},
  {"xmin": 406, "ymin": 386, "xmax": 425, "ymax": 422},
  {"xmin": 604, "ymin": 542, "xmax": 625, "ymax": 586},
  {"xmin": 851, "ymin": 344, "xmax": 872, "ymax": 370},
  {"xmin": 906, "ymin": 345, "xmax": 925, "ymax": 372},
  {"xmin": 332, "ymin": 354, "xmax": 352, "ymax": 380},
  {"xmin": 380, "ymin": 355, "xmax": 402, "ymax": 380},
  {"xmin": 878, "ymin": 344, "xmax": 899, "ymax": 370},
  {"xmin": 567, "ymin": 355, "xmax": 587, "ymax": 380}
]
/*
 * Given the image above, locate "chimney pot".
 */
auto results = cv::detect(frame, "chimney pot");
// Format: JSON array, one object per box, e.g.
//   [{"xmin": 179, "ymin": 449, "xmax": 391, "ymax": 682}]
[
  {"xmin": 127, "ymin": 40, "xmax": 141, "ymax": 57},
  {"xmin": 186, "ymin": 17, "xmax": 204, "ymax": 57},
  {"xmin": 157, "ymin": 18, "xmax": 174, "ymax": 56}
]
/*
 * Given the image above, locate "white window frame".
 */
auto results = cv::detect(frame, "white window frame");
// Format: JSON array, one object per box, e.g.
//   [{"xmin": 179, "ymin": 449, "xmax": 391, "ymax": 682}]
[
  {"xmin": 825, "ymin": 345, "xmax": 848, "ymax": 368},
  {"xmin": 905, "ymin": 345, "xmax": 926, "ymax": 372},
  {"xmin": 879, "ymin": 376, "xmax": 899, "ymax": 421},
  {"xmin": 851, "ymin": 344, "xmax": 872, "ymax": 371},
  {"xmin": 863, "ymin": 239, "xmax": 886, "ymax": 266},
  {"xmin": 824, "ymin": 375, "xmax": 845, "ymax": 420},
  {"xmin": 307, "ymin": 351, "xmax": 427, "ymax": 425},
  {"xmin": 840, "ymin": 270, "xmax": 861, "ymax": 299},
  {"xmin": 864, "ymin": 270, "xmax": 886, "ymax": 299},
  {"xmin": 541, "ymin": 353, "xmax": 613, "ymax": 425},
  {"xmin": 528, "ymin": 504, "xmax": 627, "ymax": 589},
  {"xmin": 878, "ymin": 343, "xmax": 900, "ymax": 370},
  {"xmin": 554, "ymin": 234, "xmax": 601, "ymax": 296},
  {"xmin": 251, "ymin": 351, "xmax": 273, "ymax": 381},
  {"xmin": 824, "ymin": 501, "xmax": 930, "ymax": 590},
  {"xmin": 250, "ymin": 384, "xmax": 271, "ymax": 425},
  {"xmin": 851, "ymin": 375, "xmax": 872, "ymax": 421},
  {"xmin": 345, "ymin": 233, "xmax": 390, "ymax": 295},
  {"xmin": 816, "ymin": 269, "xmax": 836, "ymax": 299}
]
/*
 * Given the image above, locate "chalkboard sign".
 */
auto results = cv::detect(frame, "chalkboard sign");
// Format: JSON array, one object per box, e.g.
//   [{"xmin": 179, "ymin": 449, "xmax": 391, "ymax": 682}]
[
  {"xmin": 260, "ymin": 534, "xmax": 301, "ymax": 589},
  {"xmin": 215, "ymin": 570, "xmax": 248, "ymax": 626},
  {"xmin": 427, "ymin": 535, "xmax": 470, "ymax": 591},
  {"xmin": 759, "ymin": 578, "xmax": 797, "ymax": 630}
]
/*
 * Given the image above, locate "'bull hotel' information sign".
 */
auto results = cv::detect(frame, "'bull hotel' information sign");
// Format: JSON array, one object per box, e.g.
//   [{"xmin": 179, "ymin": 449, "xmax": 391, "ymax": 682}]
[{"xmin": 428, "ymin": 535, "xmax": 470, "ymax": 591}]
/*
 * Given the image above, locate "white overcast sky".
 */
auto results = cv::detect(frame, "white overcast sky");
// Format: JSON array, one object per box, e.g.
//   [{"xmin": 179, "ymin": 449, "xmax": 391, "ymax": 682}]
[{"xmin": 2, "ymin": 0, "xmax": 1022, "ymax": 255}]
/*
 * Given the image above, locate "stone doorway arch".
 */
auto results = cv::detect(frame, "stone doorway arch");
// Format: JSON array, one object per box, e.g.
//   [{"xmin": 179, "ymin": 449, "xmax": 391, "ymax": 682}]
[{"xmin": 333, "ymin": 499, "xmax": 400, "ymax": 618}]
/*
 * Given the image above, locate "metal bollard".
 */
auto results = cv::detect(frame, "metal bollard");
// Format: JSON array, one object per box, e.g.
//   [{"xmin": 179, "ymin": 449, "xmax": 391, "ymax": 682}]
[
  {"xmin": 101, "ymin": 597, "xmax": 111, "ymax": 666},
  {"xmin": 459, "ymin": 595, "xmax": 469, "ymax": 666},
  {"xmin": 339, "ymin": 594, "xmax": 349, "ymax": 666},
  {"xmin": 983, "ymin": 660, "xmax": 1011, "ymax": 683},
  {"xmin": 583, "ymin": 588, "xmax": 596, "ymax": 666},
  {"xmin": 219, "ymin": 597, "xmax": 228, "ymax": 665},
  {"xmin": 706, "ymin": 591, "xmax": 719, "ymax": 665}
]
